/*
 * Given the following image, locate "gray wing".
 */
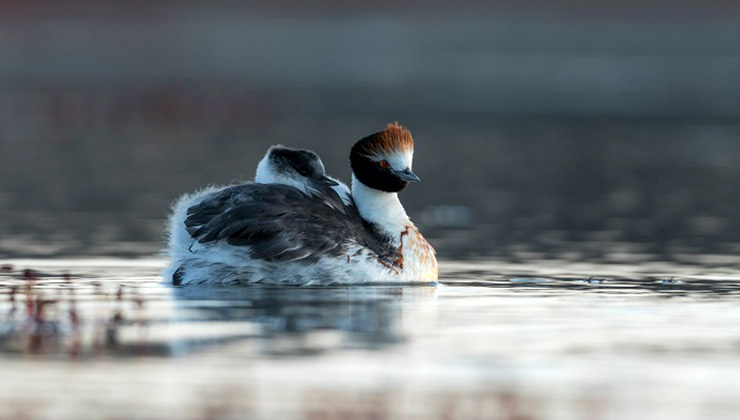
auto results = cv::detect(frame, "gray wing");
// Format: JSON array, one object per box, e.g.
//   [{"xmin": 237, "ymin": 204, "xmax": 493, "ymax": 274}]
[{"xmin": 184, "ymin": 183, "xmax": 390, "ymax": 262}]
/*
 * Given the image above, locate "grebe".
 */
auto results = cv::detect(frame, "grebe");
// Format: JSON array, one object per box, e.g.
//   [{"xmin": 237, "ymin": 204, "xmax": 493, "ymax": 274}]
[
  {"xmin": 166, "ymin": 123, "xmax": 437, "ymax": 285},
  {"xmin": 164, "ymin": 146, "xmax": 347, "ymax": 283}
]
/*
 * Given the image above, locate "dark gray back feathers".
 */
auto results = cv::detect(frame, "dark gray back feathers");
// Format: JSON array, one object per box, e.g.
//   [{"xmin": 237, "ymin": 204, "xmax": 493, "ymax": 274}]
[{"xmin": 184, "ymin": 183, "xmax": 392, "ymax": 263}]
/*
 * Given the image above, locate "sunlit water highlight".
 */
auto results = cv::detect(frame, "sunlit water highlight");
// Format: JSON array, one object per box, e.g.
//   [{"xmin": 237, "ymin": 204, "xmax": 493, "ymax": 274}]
[{"xmin": 1, "ymin": 258, "xmax": 739, "ymax": 420}]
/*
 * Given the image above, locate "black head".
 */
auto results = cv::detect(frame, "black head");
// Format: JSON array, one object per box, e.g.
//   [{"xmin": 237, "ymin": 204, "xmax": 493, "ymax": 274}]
[
  {"xmin": 267, "ymin": 146, "xmax": 337, "ymax": 186},
  {"xmin": 350, "ymin": 123, "xmax": 420, "ymax": 193}
]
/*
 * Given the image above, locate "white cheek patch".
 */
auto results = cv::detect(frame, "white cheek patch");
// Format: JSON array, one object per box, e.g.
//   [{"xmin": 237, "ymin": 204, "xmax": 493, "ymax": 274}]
[
  {"xmin": 254, "ymin": 155, "xmax": 273, "ymax": 182},
  {"xmin": 255, "ymin": 156, "xmax": 292, "ymax": 185},
  {"xmin": 383, "ymin": 151, "xmax": 413, "ymax": 171}
]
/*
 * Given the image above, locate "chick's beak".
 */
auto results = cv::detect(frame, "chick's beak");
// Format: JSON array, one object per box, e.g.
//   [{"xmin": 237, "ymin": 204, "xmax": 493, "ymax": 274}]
[
  {"xmin": 320, "ymin": 176, "xmax": 339, "ymax": 186},
  {"xmin": 394, "ymin": 168, "xmax": 421, "ymax": 183}
]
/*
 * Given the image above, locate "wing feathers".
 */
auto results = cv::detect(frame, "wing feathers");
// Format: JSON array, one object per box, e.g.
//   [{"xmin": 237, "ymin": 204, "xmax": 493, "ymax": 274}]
[{"xmin": 183, "ymin": 183, "xmax": 389, "ymax": 263}]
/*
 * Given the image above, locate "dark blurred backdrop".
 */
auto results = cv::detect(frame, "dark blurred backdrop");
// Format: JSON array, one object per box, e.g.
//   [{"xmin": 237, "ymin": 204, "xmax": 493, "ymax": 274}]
[{"xmin": 1, "ymin": 1, "xmax": 739, "ymax": 261}]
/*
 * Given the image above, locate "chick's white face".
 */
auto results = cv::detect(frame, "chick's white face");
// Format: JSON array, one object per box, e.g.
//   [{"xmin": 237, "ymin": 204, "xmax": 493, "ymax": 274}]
[
  {"xmin": 255, "ymin": 146, "xmax": 335, "ymax": 196},
  {"xmin": 256, "ymin": 152, "xmax": 287, "ymax": 184}
]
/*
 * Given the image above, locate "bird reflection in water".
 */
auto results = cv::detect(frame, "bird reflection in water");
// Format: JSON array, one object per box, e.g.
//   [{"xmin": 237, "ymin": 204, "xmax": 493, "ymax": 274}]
[
  {"xmin": 169, "ymin": 283, "xmax": 439, "ymax": 356},
  {"xmin": 0, "ymin": 265, "xmax": 438, "ymax": 359}
]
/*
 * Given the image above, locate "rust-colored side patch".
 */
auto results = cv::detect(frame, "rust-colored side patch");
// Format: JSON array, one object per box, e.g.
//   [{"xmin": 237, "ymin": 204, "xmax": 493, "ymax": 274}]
[{"xmin": 393, "ymin": 226, "xmax": 411, "ymax": 270}]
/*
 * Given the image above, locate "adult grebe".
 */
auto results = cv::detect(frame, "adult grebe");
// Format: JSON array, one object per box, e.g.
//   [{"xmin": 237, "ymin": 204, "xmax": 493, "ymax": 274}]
[{"xmin": 166, "ymin": 123, "xmax": 437, "ymax": 285}]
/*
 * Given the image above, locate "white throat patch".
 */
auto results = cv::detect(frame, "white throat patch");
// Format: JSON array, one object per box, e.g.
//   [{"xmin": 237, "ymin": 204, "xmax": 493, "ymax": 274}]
[{"xmin": 351, "ymin": 174, "xmax": 410, "ymax": 236}]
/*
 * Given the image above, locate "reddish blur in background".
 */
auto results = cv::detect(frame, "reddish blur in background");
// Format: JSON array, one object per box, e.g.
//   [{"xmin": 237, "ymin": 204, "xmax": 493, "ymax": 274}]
[{"xmin": 1, "ymin": 1, "xmax": 739, "ymax": 260}]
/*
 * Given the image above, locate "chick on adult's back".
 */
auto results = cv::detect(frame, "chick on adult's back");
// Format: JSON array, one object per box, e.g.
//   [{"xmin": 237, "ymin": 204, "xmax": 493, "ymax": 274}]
[
  {"xmin": 164, "ymin": 146, "xmax": 345, "ymax": 282},
  {"xmin": 255, "ymin": 145, "xmax": 351, "ymax": 202},
  {"xmin": 168, "ymin": 123, "xmax": 437, "ymax": 285}
]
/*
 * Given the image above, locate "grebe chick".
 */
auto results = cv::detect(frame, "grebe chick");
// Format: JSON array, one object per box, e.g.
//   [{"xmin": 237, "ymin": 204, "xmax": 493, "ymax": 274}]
[
  {"xmin": 256, "ymin": 146, "xmax": 351, "ymax": 203},
  {"xmin": 164, "ymin": 146, "xmax": 347, "ymax": 283}
]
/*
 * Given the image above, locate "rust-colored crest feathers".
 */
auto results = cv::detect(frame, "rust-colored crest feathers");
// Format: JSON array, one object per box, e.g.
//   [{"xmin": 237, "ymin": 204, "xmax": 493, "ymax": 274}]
[{"xmin": 358, "ymin": 122, "xmax": 414, "ymax": 156}]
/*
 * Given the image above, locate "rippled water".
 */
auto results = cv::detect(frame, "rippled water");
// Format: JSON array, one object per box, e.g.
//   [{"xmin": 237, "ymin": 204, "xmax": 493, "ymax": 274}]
[{"xmin": 1, "ymin": 258, "xmax": 740, "ymax": 420}]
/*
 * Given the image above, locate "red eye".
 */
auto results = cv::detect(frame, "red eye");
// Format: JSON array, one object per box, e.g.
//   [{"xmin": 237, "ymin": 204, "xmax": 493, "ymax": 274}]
[{"xmin": 380, "ymin": 160, "xmax": 390, "ymax": 168}]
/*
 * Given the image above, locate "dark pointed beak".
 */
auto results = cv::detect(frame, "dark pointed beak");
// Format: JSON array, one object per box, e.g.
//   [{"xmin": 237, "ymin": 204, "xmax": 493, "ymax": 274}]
[
  {"xmin": 394, "ymin": 168, "xmax": 421, "ymax": 183},
  {"xmin": 320, "ymin": 176, "xmax": 339, "ymax": 186}
]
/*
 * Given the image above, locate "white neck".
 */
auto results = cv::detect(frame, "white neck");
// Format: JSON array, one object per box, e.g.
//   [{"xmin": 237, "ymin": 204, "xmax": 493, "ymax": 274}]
[{"xmin": 351, "ymin": 174, "xmax": 410, "ymax": 235}]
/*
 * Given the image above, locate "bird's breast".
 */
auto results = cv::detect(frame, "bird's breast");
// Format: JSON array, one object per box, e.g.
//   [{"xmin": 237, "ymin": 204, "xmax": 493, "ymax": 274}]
[{"xmin": 399, "ymin": 225, "xmax": 438, "ymax": 282}]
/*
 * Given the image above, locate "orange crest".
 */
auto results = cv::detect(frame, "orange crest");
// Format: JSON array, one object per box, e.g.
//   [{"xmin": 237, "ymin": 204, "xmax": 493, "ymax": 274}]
[{"xmin": 360, "ymin": 122, "xmax": 414, "ymax": 157}]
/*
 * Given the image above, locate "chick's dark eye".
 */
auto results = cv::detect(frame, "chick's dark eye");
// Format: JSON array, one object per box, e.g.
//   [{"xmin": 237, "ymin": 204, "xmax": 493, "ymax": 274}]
[
  {"xmin": 297, "ymin": 169, "xmax": 309, "ymax": 176},
  {"xmin": 380, "ymin": 160, "xmax": 390, "ymax": 168}
]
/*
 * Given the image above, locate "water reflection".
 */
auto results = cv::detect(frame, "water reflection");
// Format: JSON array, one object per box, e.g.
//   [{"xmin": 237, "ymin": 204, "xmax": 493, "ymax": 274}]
[
  {"xmin": 0, "ymin": 263, "xmax": 439, "ymax": 359},
  {"xmin": 2, "ymin": 260, "xmax": 740, "ymax": 419},
  {"xmin": 441, "ymin": 262, "xmax": 740, "ymax": 299},
  {"xmin": 0, "ymin": 271, "xmax": 151, "ymax": 359},
  {"xmin": 168, "ymin": 285, "xmax": 438, "ymax": 356},
  {"xmin": 5, "ymin": 260, "xmax": 739, "ymax": 363}
]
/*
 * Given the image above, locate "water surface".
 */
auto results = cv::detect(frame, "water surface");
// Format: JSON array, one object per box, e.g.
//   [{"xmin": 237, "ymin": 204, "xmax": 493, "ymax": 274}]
[{"xmin": 1, "ymin": 258, "xmax": 739, "ymax": 420}]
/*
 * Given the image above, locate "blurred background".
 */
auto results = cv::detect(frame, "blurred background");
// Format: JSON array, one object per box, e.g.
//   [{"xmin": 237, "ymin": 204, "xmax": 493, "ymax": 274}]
[{"xmin": 2, "ymin": 0, "xmax": 739, "ymax": 262}]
